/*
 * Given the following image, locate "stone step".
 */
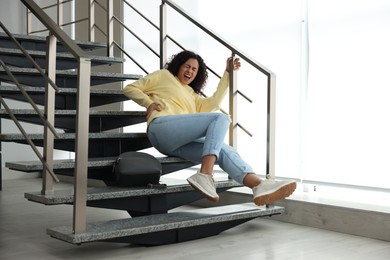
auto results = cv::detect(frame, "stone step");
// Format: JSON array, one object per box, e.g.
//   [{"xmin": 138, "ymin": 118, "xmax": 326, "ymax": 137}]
[
  {"xmin": 26, "ymin": 177, "xmax": 242, "ymax": 215},
  {"xmin": 0, "ymin": 132, "xmax": 151, "ymax": 157},
  {"xmin": 0, "ymin": 32, "xmax": 105, "ymax": 52},
  {"xmin": 0, "ymin": 67, "xmax": 141, "ymax": 88},
  {"xmin": 0, "ymin": 109, "xmax": 146, "ymax": 132},
  {"xmin": 0, "ymin": 47, "xmax": 124, "ymax": 70},
  {"xmin": 25, "ymin": 178, "xmax": 241, "ymax": 205},
  {"xmin": 0, "ymin": 85, "xmax": 128, "ymax": 109},
  {"xmin": 46, "ymin": 203, "xmax": 284, "ymax": 245},
  {"xmin": 6, "ymin": 156, "xmax": 195, "ymax": 180}
]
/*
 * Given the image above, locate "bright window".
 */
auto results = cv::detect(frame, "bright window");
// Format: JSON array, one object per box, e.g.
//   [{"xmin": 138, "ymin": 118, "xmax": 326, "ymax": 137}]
[
  {"xmin": 305, "ymin": 0, "xmax": 390, "ymax": 188},
  {"xmin": 124, "ymin": 0, "xmax": 390, "ymax": 191}
]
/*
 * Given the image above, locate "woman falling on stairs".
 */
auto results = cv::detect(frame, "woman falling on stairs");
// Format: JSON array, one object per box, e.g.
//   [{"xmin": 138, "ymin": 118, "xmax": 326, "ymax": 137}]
[{"xmin": 124, "ymin": 50, "xmax": 296, "ymax": 205}]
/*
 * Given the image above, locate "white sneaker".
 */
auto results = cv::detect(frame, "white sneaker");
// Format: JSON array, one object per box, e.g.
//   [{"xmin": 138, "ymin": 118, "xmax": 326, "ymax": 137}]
[
  {"xmin": 253, "ymin": 179, "xmax": 296, "ymax": 206},
  {"xmin": 187, "ymin": 170, "xmax": 219, "ymax": 202}
]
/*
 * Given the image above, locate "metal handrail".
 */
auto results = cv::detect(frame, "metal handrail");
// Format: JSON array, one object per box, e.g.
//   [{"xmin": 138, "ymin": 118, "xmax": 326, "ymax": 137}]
[
  {"xmin": 112, "ymin": 40, "xmax": 149, "ymax": 74},
  {"xmin": 0, "ymin": 60, "xmax": 59, "ymax": 139},
  {"xmin": 0, "ymin": 63, "xmax": 59, "ymax": 183},
  {"xmin": 117, "ymin": 1, "xmax": 254, "ymax": 127},
  {"xmin": 22, "ymin": 0, "xmax": 86, "ymax": 58},
  {"xmin": 0, "ymin": 22, "xmax": 60, "ymax": 93},
  {"xmin": 28, "ymin": 18, "xmax": 89, "ymax": 35},
  {"xmin": 20, "ymin": 0, "xmax": 275, "ymax": 235},
  {"xmin": 113, "ymin": 15, "xmax": 159, "ymax": 57},
  {"xmin": 91, "ymin": 0, "xmax": 271, "ymax": 170},
  {"xmin": 163, "ymin": 0, "xmax": 273, "ymax": 76},
  {"xmin": 161, "ymin": 0, "xmax": 275, "ymax": 177},
  {"xmin": 0, "ymin": 97, "xmax": 60, "ymax": 181},
  {"xmin": 27, "ymin": 0, "xmax": 72, "ymax": 12},
  {"xmin": 124, "ymin": 0, "xmax": 159, "ymax": 30},
  {"xmin": 21, "ymin": 0, "xmax": 92, "ymax": 234},
  {"xmin": 27, "ymin": 0, "xmax": 69, "ymax": 35}
]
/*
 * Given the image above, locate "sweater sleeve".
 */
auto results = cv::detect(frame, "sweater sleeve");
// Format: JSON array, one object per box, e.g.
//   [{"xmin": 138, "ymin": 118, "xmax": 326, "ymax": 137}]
[
  {"xmin": 123, "ymin": 70, "xmax": 161, "ymax": 109},
  {"xmin": 196, "ymin": 71, "xmax": 229, "ymax": 112}
]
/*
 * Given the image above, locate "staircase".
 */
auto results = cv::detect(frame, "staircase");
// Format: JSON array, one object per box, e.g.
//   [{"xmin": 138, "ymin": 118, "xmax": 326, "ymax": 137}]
[{"xmin": 0, "ymin": 0, "xmax": 282, "ymax": 246}]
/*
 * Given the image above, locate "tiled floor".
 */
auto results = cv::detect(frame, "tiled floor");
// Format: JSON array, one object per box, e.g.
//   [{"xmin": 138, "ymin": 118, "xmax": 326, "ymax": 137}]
[{"xmin": 1, "ymin": 174, "xmax": 389, "ymax": 260}]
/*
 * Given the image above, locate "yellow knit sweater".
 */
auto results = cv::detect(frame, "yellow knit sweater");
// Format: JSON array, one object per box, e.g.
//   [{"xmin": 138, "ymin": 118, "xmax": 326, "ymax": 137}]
[{"xmin": 123, "ymin": 69, "xmax": 230, "ymax": 125}]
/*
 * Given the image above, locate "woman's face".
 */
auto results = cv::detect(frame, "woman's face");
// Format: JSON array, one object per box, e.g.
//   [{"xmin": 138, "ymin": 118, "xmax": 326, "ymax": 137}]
[{"xmin": 177, "ymin": 58, "xmax": 199, "ymax": 85}]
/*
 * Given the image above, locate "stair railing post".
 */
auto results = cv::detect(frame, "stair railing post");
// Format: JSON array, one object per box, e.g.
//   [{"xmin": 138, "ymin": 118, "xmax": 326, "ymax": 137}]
[
  {"xmin": 42, "ymin": 33, "xmax": 57, "ymax": 195},
  {"xmin": 159, "ymin": 1, "xmax": 167, "ymax": 69},
  {"xmin": 107, "ymin": 0, "xmax": 114, "ymax": 57},
  {"xmin": 266, "ymin": 74, "xmax": 276, "ymax": 179},
  {"xmin": 26, "ymin": 8, "xmax": 32, "ymax": 35},
  {"xmin": 57, "ymin": 0, "xmax": 63, "ymax": 29},
  {"xmin": 229, "ymin": 53, "xmax": 238, "ymax": 149},
  {"xmin": 89, "ymin": 0, "xmax": 95, "ymax": 42},
  {"xmin": 73, "ymin": 57, "xmax": 91, "ymax": 234}
]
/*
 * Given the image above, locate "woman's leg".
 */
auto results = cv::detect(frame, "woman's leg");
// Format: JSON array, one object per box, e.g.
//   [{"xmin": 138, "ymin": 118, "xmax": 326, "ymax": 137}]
[
  {"xmin": 200, "ymin": 155, "xmax": 216, "ymax": 174},
  {"xmin": 147, "ymin": 113, "xmax": 230, "ymax": 165},
  {"xmin": 148, "ymin": 113, "xmax": 231, "ymax": 202},
  {"xmin": 168, "ymin": 140, "xmax": 259, "ymax": 186},
  {"xmin": 216, "ymin": 144, "xmax": 296, "ymax": 205},
  {"xmin": 168, "ymin": 139, "xmax": 296, "ymax": 205}
]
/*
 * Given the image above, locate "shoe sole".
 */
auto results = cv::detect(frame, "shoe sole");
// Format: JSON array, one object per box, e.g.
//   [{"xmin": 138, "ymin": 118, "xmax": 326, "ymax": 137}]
[
  {"xmin": 187, "ymin": 179, "xmax": 219, "ymax": 203},
  {"xmin": 253, "ymin": 182, "xmax": 297, "ymax": 206}
]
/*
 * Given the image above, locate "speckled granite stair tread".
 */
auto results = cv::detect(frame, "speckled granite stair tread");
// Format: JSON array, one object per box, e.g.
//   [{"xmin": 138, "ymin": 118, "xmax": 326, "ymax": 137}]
[
  {"xmin": 6, "ymin": 156, "xmax": 189, "ymax": 171},
  {"xmin": 0, "ymin": 67, "xmax": 140, "ymax": 80},
  {"xmin": 0, "ymin": 85, "xmax": 124, "ymax": 95},
  {"xmin": 0, "ymin": 47, "xmax": 124, "ymax": 63},
  {"xmin": 0, "ymin": 109, "xmax": 145, "ymax": 116},
  {"xmin": 25, "ymin": 178, "xmax": 243, "ymax": 205},
  {"xmin": 0, "ymin": 132, "xmax": 146, "ymax": 141},
  {"xmin": 47, "ymin": 203, "xmax": 284, "ymax": 244},
  {"xmin": 0, "ymin": 32, "xmax": 105, "ymax": 51}
]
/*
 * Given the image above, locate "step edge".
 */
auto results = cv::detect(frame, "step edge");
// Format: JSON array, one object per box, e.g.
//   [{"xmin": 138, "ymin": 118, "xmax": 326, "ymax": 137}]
[
  {"xmin": 24, "ymin": 179, "xmax": 243, "ymax": 205},
  {"xmin": 0, "ymin": 32, "xmax": 106, "ymax": 49},
  {"xmin": 6, "ymin": 157, "xmax": 189, "ymax": 172},
  {"xmin": 0, "ymin": 109, "xmax": 145, "ymax": 116},
  {"xmin": 0, "ymin": 67, "xmax": 141, "ymax": 79},
  {"xmin": 46, "ymin": 204, "xmax": 284, "ymax": 244},
  {"xmin": 0, "ymin": 47, "xmax": 124, "ymax": 62},
  {"xmin": 0, "ymin": 132, "xmax": 147, "ymax": 140}
]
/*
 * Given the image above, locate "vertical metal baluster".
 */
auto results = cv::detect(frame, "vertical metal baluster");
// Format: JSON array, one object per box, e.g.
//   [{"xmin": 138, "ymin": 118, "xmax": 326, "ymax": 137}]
[
  {"xmin": 73, "ymin": 57, "xmax": 91, "ymax": 234},
  {"xmin": 107, "ymin": 0, "xmax": 114, "ymax": 57},
  {"xmin": 160, "ymin": 1, "xmax": 167, "ymax": 69},
  {"xmin": 266, "ymin": 73, "xmax": 276, "ymax": 180},
  {"xmin": 42, "ymin": 33, "xmax": 57, "ymax": 195},
  {"xmin": 89, "ymin": 0, "xmax": 95, "ymax": 41},
  {"xmin": 229, "ymin": 53, "xmax": 238, "ymax": 149}
]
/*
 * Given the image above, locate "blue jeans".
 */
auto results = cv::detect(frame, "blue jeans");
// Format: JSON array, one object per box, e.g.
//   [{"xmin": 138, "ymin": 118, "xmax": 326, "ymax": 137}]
[{"xmin": 147, "ymin": 113, "xmax": 254, "ymax": 184}]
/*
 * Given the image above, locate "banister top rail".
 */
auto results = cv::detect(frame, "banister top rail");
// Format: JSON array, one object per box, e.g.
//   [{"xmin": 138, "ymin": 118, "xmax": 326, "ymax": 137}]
[
  {"xmin": 22, "ymin": 0, "xmax": 86, "ymax": 59},
  {"xmin": 162, "ymin": 0, "xmax": 274, "ymax": 77}
]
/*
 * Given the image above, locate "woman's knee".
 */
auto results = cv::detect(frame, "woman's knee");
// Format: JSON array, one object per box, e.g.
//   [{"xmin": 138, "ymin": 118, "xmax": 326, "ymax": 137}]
[{"xmin": 216, "ymin": 113, "xmax": 231, "ymax": 124}]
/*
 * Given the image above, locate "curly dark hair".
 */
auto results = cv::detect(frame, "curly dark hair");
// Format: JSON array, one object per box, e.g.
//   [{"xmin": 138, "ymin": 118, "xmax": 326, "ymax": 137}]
[{"xmin": 165, "ymin": 50, "xmax": 208, "ymax": 94}]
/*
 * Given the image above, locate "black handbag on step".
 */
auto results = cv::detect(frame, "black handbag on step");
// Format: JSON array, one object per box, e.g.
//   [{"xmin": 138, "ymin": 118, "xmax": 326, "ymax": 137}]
[{"xmin": 112, "ymin": 151, "xmax": 162, "ymax": 187}]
